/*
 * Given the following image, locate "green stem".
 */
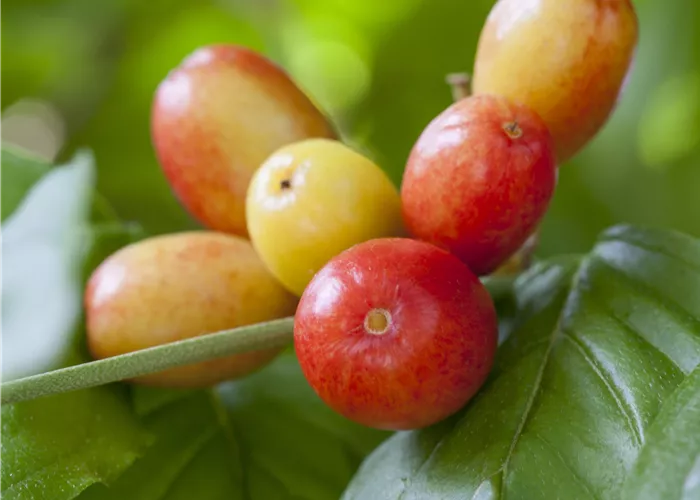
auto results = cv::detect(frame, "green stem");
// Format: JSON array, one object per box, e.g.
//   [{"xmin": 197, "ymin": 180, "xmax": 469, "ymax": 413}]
[{"xmin": 1, "ymin": 317, "xmax": 294, "ymax": 406}]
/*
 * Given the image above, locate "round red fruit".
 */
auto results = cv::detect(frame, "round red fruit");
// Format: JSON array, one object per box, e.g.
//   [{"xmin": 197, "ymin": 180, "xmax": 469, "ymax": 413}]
[
  {"xmin": 401, "ymin": 94, "xmax": 557, "ymax": 276},
  {"xmin": 294, "ymin": 238, "xmax": 498, "ymax": 430}
]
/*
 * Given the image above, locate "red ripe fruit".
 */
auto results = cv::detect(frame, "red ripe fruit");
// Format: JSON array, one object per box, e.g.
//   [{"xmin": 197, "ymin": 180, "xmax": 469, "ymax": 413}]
[
  {"xmin": 294, "ymin": 238, "xmax": 498, "ymax": 430},
  {"xmin": 401, "ymin": 94, "xmax": 557, "ymax": 276}
]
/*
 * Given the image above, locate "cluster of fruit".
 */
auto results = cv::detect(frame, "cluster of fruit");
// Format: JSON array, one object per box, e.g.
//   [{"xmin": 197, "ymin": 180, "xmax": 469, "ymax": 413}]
[{"xmin": 85, "ymin": 0, "xmax": 638, "ymax": 430}]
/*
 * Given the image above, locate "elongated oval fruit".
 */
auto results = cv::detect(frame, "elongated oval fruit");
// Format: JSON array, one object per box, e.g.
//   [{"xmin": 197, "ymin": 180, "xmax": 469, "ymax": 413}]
[
  {"xmin": 472, "ymin": 0, "xmax": 638, "ymax": 163},
  {"xmin": 85, "ymin": 231, "xmax": 298, "ymax": 387},
  {"xmin": 294, "ymin": 238, "xmax": 498, "ymax": 430},
  {"xmin": 401, "ymin": 94, "xmax": 557, "ymax": 276},
  {"xmin": 151, "ymin": 44, "xmax": 337, "ymax": 237},
  {"xmin": 246, "ymin": 138, "xmax": 405, "ymax": 297}
]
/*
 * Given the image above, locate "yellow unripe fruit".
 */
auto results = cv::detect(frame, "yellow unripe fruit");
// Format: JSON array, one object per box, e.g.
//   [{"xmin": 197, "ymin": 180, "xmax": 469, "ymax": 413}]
[{"xmin": 246, "ymin": 139, "xmax": 405, "ymax": 296}]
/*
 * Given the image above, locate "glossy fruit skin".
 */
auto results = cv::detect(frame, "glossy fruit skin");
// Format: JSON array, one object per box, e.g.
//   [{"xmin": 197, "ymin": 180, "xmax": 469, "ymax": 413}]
[
  {"xmin": 472, "ymin": 0, "xmax": 638, "ymax": 163},
  {"xmin": 294, "ymin": 238, "xmax": 498, "ymax": 430},
  {"xmin": 401, "ymin": 94, "xmax": 557, "ymax": 276},
  {"xmin": 85, "ymin": 231, "xmax": 298, "ymax": 387},
  {"xmin": 151, "ymin": 44, "xmax": 337, "ymax": 237},
  {"xmin": 246, "ymin": 138, "xmax": 405, "ymax": 297}
]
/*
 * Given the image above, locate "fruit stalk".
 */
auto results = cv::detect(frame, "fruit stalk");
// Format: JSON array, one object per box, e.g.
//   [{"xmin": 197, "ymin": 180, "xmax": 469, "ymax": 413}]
[
  {"xmin": 1, "ymin": 276, "xmax": 514, "ymax": 406},
  {"xmin": 445, "ymin": 73, "xmax": 472, "ymax": 101},
  {"xmin": 1, "ymin": 318, "xmax": 294, "ymax": 405}
]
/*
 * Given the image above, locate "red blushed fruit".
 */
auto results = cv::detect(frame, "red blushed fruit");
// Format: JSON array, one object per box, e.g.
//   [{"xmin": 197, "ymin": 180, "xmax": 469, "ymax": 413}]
[
  {"xmin": 294, "ymin": 238, "xmax": 498, "ymax": 431},
  {"xmin": 401, "ymin": 94, "xmax": 557, "ymax": 276},
  {"xmin": 151, "ymin": 44, "xmax": 336, "ymax": 237}
]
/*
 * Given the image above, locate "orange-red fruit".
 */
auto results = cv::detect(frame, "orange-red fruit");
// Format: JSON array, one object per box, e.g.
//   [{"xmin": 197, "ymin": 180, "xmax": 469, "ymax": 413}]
[
  {"xmin": 294, "ymin": 238, "xmax": 498, "ymax": 430},
  {"xmin": 85, "ymin": 231, "xmax": 298, "ymax": 388},
  {"xmin": 151, "ymin": 44, "xmax": 336, "ymax": 237},
  {"xmin": 401, "ymin": 94, "xmax": 557, "ymax": 276},
  {"xmin": 472, "ymin": 0, "xmax": 638, "ymax": 163}
]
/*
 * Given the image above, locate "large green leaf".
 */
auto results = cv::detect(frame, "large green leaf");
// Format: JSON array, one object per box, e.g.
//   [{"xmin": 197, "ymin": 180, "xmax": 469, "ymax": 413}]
[
  {"xmin": 622, "ymin": 364, "xmax": 700, "ymax": 500},
  {"xmin": 79, "ymin": 351, "xmax": 388, "ymax": 500},
  {"xmin": 1, "ymin": 149, "xmax": 140, "ymax": 380},
  {"xmin": 1, "ymin": 149, "xmax": 152, "ymax": 500},
  {"xmin": 343, "ymin": 225, "xmax": 700, "ymax": 500}
]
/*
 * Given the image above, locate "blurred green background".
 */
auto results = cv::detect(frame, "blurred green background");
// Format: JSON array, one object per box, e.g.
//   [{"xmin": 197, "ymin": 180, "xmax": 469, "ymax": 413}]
[{"xmin": 2, "ymin": 0, "xmax": 699, "ymax": 257}]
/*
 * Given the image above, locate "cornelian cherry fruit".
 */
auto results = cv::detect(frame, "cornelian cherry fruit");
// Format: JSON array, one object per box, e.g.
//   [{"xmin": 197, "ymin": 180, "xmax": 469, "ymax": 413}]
[
  {"xmin": 401, "ymin": 94, "xmax": 557, "ymax": 276},
  {"xmin": 85, "ymin": 231, "xmax": 297, "ymax": 387},
  {"xmin": 151, "ymin": 44, "xmax": 336, "ymax": 237},
  {"xmin": 472, "ymin": 0, "xmax": 638, "ymax": 163},
  {"xmin": 294, "ymin": 238, "xmax": 498, "ymax": 430}
]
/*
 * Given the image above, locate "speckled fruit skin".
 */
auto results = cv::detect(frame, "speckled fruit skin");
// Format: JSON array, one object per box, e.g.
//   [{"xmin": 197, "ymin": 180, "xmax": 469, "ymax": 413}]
[
  {"xmin": 401, "ymin": 94, "xmax": 557, "ymax": 276},
  {"xmin": 294, "ymin": 238, "xmax": 498, "ymax": 431},
  {"xmin": 472, "ymin": 0, "xmax": 638, "ymax": 163},
  {"xmin": 85, "ymin": 231, "xmax": 298, "ymax": 387},
  {"xmin": 246, "ymin": 138, "xmax": 405, "ymax": 297},
  {"xmin": 151, "ymin": 44, "xmax": 337, "ymax": 237}
]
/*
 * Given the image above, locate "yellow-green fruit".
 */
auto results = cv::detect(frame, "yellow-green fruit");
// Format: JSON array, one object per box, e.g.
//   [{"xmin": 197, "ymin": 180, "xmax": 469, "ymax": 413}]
[
  {"xmin": 472, "ymin": 0, "xmax": 638, "ymax": 163},
  {"xmin": 246, "ymin": 138, "xmax": 405, "ymax": 296},
  {"xmin": 85, "ymin": 231, "xmax": 298, "ymax": 388}
]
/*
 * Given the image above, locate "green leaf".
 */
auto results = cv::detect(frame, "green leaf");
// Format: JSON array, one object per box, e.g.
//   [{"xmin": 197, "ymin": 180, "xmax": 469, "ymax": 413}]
[
  {"xmin": 1, "ymin": 145, "xmax": 51, "ymax": 221},
  {"xmin": 1, "ymin": 149, "xmax": 152, "ymax": 500},
  {"xmin": 76, "ymin": 390, "xmax": 244, "ymax": 500},
  {"xmin": 78, "ymin": 352, "xmax": 388, "ymax": 500},
  {"xmin": 218, "ymin": 352, "xmax": 388, "ymax": 499},
  {"xmin": 2, "ymin": 150, "xmax": 95, "ymax": 380},
  {"xmin": 1, "ymin": 389, "xmax": 152, "ymax": 500},
  {"xmin": 622, "ymin": 364, "xmax": 700, "ymax": 500},
  {"xmin": 1, "ymin": 150, "xmax": 138, "ymax": 380},
  {"xmin": 343, "ymin": 225, "xmax": 700, "ymax": 500}
]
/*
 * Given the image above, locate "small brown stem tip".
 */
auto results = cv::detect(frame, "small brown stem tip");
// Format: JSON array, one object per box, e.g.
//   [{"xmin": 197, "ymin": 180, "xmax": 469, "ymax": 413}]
[
  {"xmin": 503, "ymin": 121, "xmax": 523, "ymax": 139},
  {"xmin": 280, "ymin": 179, "xmax": 292, "ymax": 190},
  {"xmin": 446, "ymin": 72, "xmax": 472, "ymax": 102}
]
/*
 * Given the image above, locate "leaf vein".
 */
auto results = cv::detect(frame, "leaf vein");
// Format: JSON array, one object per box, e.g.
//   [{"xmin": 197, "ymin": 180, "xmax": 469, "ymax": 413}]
[
  {"xmin": 561, "ymin": 331, "xmax": 644, "ymax": 447},
  {"xmin": 497, "ymin": 260, "xmax": 587, "ymax": 499},
  {"xmin": 209, "ymin": 390, "xmax": 250, "ymax": 500},
  {"xmin": 158, "ymin": 426, "xmax": 219, "ymax": 500},
  {"xmin": 592, "ymin": 256, "xmax": 700, "ymax": 333},
  {"xmin": 600, "ymin": 235, "xmax": 700, "ymax": 275},
  {"xmin": 586, "ymin": 290, "xmax": 684, "ymax": 373},
  {"xmin": 530, "ymin": 431, "xmax": 599, "ymax": 500}
]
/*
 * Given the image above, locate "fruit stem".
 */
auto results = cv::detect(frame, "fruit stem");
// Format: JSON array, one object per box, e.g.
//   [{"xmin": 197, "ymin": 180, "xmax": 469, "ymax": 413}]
[
  {"xmin": 445, "ymin": 73, "xmax": 472, "ymax": 101},
  {"xmin": 0, "ymin": 317, "xmax": 294, "ymax": 406}
]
